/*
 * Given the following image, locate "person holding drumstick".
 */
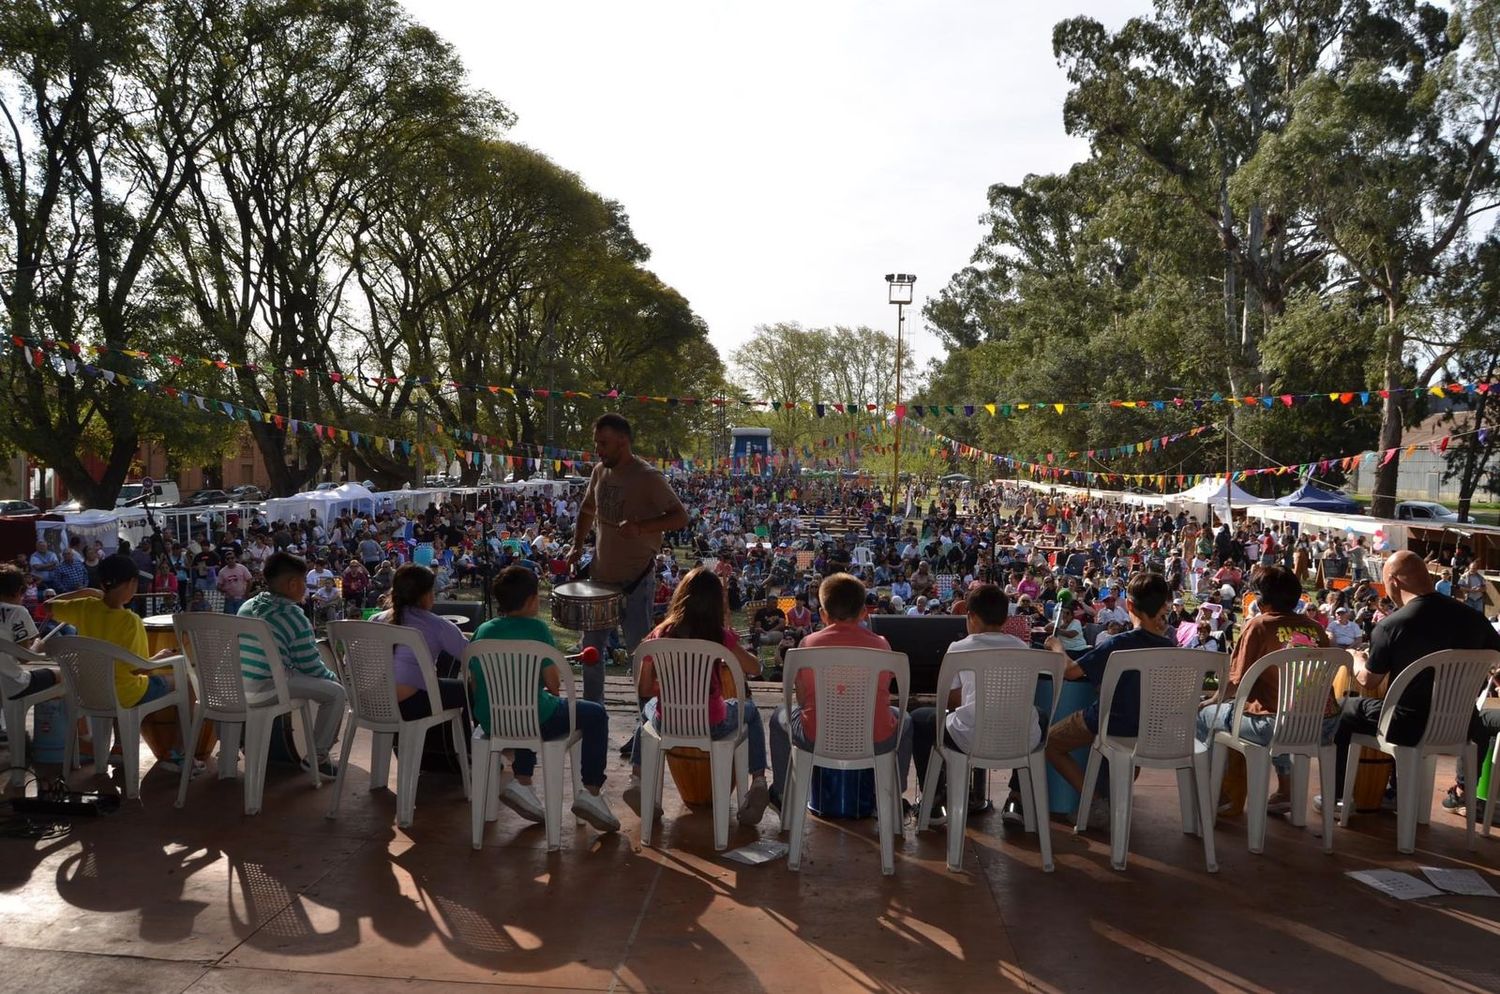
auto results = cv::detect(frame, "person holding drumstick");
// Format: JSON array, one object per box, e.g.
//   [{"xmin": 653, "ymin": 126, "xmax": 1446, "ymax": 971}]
[
  {"xmin": 567, "ymin": 413, "xmax": 688, "ymax": 705},
  {"xmin": 1327, "ymin": 551, "xmax": 1500, "ymax": 811}
]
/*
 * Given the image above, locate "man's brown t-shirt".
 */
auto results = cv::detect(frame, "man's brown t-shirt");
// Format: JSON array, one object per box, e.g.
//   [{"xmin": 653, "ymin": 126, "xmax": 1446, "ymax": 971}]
[
  {"xmin": 1226, "ymin": 609, "xmax": 1330, "ymax": 715},
  {"xmin": 581, "ymin": 456, "xmax": 683, "ymax": 584}
]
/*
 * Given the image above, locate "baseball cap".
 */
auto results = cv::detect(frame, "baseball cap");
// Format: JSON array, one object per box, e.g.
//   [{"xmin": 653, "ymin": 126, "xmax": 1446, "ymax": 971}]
[{"xmin": 99, "ymin": 554, "xmax": 151, "ymax": 589}]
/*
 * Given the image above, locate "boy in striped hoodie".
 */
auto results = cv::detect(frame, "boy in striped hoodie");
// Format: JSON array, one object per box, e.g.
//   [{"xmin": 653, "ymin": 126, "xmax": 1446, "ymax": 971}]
[{"xmin": 238, "ymin": 552, "xmax": 346, "ymax": 778}]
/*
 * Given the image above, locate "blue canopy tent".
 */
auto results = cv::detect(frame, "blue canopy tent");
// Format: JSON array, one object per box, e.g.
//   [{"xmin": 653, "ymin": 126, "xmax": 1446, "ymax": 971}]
[{"xmin": 1275, "ymin": 483, "xmax": 1360, "ymax": 513}]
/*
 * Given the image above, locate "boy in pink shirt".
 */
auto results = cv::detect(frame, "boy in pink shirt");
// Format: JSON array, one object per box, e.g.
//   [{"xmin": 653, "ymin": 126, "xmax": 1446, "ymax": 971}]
[{"xmin": 768, "ymin": 573, "xmax": 913, "ymax": 810}]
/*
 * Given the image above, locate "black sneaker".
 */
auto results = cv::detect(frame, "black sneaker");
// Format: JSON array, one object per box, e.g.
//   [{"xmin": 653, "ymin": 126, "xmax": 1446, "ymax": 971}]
[
  {"xmin": 618, "ymin": 740, "xmax": 633, "ymax": 758},
  {"xmin": 1441, "ymin": 786, "xmax": 1467, "ymax": 811},
  {"xmin": 1000, "ymin": 798, "xmax": 1026, "ymax": 826},
  {"xmin": 927, "ymin": 804, "xmax": 948, "ymax": 828}
]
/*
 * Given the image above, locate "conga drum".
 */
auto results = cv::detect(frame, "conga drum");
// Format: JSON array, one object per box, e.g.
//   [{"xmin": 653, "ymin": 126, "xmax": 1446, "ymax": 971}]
[
  {"xmin": 1333, "ymin": 666, "xmax": 1393, "ymax": 812},
  {"xmin": 664, "ymin": 665, "xmax": 739, "ymax": 806},
  {"xmin": 666, "ymin": 747, "xmax": 717, "ymax": 807},
  {"xmin": 138, "ymin": 615, "xmax": 216, "ymax": 762},
  {"xmin": 142, "ymin": 614, "xmax": 180, "ymax": 657}
]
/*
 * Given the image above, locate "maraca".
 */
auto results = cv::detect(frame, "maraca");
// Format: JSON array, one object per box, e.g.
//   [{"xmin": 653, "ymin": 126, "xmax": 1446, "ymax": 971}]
[{"xmin": 577, "ymin": 646, "xmax": 600, "ymax": 666}]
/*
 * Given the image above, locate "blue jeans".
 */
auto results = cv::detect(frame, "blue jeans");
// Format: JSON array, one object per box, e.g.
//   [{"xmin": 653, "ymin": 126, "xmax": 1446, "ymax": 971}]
[
  {"xmin": 630, "ymin": 697, "xmax": 768, "ymax": 774},
  {"xmin": 222, "ymin": 598, "xmax": 245, "ymax": 616},
  {"xmin": 512, "ymin": 699, "xmax": 610, "ymax": 788},
  {"xmin": 1196, "ymin": 701, "xmax": 1338, "ymax": 777},
  {"xmin": 137, "ymin": 673, "xmax": 172, "ymax": 706},
  {"xmin": 581, "ymin": 571, "xmax": 656, "ymax": 704}
]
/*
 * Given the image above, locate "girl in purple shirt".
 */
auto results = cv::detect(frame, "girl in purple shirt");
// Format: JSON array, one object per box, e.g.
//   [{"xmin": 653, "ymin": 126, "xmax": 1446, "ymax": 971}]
[{"xmin": 375, "ymin": 565, "xmax": 471, "ymax": 731}]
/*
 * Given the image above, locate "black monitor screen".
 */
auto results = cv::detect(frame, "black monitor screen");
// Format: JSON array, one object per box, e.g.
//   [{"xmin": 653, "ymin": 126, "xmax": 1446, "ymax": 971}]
[{"xmin": 869, "ymin": 615, "xmax": 970, "ymax": 695}]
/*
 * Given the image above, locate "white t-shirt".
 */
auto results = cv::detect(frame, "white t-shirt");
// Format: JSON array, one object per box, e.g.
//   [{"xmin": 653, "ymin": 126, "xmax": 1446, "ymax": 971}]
[
  {"xmin": 1, "ymin": 602, "xmax": 38, "ymax": 645},
  {"xmin": 942, "ymin": 631, "xmax": 1037, "ymax": 753},
  {"xmin": 0, "ymin": 602, "xmax": 40, "ymax": 697},
  {"xmin": 1327, "ymin": 619, "xmax": 1362, "ymax": 646}
]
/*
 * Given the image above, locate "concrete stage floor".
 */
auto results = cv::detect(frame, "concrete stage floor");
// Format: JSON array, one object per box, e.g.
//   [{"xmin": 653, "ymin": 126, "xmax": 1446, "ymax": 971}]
[{"xmin": 2, "ymin": 683, "xmax": 1497, "ymax": 994}]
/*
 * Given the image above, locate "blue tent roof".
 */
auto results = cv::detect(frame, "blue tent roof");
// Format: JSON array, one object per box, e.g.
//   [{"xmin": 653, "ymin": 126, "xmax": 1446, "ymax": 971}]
[{"xmin": 1275, "ymin": 483, "xmax": 1360, "ymax": 513}]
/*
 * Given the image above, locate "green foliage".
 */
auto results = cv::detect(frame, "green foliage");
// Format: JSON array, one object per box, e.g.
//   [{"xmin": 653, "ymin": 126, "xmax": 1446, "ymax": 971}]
[{"xmin": 923, "ymin": 0, "xmax": 1500, "ymax": 508}]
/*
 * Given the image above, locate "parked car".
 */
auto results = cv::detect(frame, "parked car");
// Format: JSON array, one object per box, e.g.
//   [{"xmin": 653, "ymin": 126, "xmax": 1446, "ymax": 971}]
[
  {"xmin": 0, "ymin": 499, "xmax": 41, "ymax": 516},
  {"xmin": 229, "ymin": 485, "xmax": 266, "ymax": 502},
  {"xmin": 184, "ymin": 489, "xmax": 231, "ymax": 506},
  {"xmin": 1393, "ymin": 500, "xmax": 1460, "ymax": 522}
]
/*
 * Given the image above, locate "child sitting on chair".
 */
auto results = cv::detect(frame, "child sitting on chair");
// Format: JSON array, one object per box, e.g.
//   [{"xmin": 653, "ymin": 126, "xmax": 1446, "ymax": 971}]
[
  {"xmin": 629, "ymin": 567, "xmax": 772, "ymax": 826},
  {"xmin": 470, "ymin": 566, "xmax": 619, "ymax": 833},
  {"xmin": 767, "ymin": 572, "xmax": 914, "ymax": 811}
]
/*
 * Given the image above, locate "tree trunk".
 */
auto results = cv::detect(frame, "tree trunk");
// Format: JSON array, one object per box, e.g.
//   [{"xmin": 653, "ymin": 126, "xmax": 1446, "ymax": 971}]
[{"xmin": 1370, "ymin": 300, "xmax": 1405, "ymax": 519}]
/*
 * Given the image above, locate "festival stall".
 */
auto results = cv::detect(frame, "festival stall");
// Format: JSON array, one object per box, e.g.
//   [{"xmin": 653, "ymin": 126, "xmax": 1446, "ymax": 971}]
[
  {"xmin": 1165, "ymin": 477, "xmax": 1273, "ymax": 523},
  {"xmin": 264, "ymin": 482, "xmax": 378, "ymax": 524},
  {"xmin": 1274, "ymin": 482, "xmax": 1361, "ymax": 514}
]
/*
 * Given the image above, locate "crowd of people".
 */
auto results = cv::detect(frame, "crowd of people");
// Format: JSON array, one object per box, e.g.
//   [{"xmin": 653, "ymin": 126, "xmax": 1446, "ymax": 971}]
[{"xmin": 3, "ymin": 410, "xmax": 1498, "ymax": 837}]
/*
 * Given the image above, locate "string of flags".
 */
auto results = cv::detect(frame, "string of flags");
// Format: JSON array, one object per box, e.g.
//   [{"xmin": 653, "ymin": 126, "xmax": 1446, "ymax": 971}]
[
  {"xmin": 10, "ymin": 338, "xmax": 595, "ymax": 476},
  {"xmin": 906, "ymin": 421, "xmax": 1491, "ymax": 493},
  {"xmin": 12, "ymin": 335, "xmax": 1495, "ymax": 414},
  {"xmin": 8, "ymin": 336, "xmax": 1490, "ymax": 485}
]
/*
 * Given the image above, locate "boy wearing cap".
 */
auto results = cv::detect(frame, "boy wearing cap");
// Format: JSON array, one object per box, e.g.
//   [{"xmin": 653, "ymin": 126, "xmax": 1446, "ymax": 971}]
[{"xmin": 46, "ymin": 554, "xmax": 181, "ymax": 710}]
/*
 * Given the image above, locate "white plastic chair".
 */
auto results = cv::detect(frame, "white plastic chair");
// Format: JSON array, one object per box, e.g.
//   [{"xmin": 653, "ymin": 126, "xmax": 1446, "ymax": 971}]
[
  {"xmin": 324, "ymin": 620, "xmax": 470, "ymax": 827},
  {"xmin": 1339, "ymin": 649, "xmax": 1499, "ymax": 854},
  {"xmin": 1208, "ymin": 647, "xmax": 1350, "ymax": 854},
  {"xmin": 916, "ymin": 647, "xmax": 1064, "ymax": 872},
  {"xmin": 633, "ymin": 638, "xmax": 750, "ymax": 851},
  {"xmin": 172, "ymin": 613, "xmax": 320, "ymax": 814},
  {"xmin": 0, "ymin": 638, "xmax": 67, "ymax": 787},
  {"xmin": 466, "ymin": 639, "xmax": 581, "ymax": 851},
  {"xmin": 780, "ymin": 646, "xmax": 910, "ymax": 875},
  {"xmin": 1075, "ymin": 648, "xmax": 1226, "ymax": 872},
  {"xmin": 48, "ymin": 635, "xmax": 191, "ymax": 799}
]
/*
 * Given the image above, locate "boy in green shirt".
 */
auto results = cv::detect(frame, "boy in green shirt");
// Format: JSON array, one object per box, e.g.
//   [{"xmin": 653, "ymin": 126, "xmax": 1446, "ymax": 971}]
[{"xmin": 472, "ymin": 566, "xmax": 618, "ymax": 832}]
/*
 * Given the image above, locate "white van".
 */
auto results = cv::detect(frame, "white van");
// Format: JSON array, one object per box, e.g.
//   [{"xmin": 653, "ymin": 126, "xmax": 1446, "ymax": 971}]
[{"xmin": 117, "ymin": 481, "xmax": 181, "ymax": 508}]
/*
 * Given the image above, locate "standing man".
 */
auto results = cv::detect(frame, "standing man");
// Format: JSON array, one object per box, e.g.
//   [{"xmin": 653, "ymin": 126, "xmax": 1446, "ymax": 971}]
[
  {"xmin": 215, "ymin": 550, "xmax": 254, "ymax": 615},
  {"xmin": 567, "ymin": 414, "xmax": 688, "ymax": 704}
]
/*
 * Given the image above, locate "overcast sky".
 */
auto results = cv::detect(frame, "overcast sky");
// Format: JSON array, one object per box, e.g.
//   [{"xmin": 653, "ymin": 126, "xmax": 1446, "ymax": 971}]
[{"xmin": 400, "ymin": 0, "xmax": 1149, "ymax": 373}]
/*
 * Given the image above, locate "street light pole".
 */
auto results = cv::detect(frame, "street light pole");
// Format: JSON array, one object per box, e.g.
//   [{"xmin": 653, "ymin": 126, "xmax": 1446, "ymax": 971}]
[
  {"xmin": 885, "ymin": 273, "xmax": 915, "ymax": 514},
  {"xmin": 893, "ymin": 300, "xmax": 905, "ymax": 509}
]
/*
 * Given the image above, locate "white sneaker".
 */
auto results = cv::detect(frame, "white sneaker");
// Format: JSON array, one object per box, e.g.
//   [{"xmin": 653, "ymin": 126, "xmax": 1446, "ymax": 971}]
[
  {"xmin": 499, "ymin": 780, "xmax": 546, "ymax": 823},
  {"xmin": 1312, "ymin": 794, "xmax": 1343, "ymax": 815},
  {"xmin": 571, "ymin": 790, "xmax": 621, "ymax": 832}
]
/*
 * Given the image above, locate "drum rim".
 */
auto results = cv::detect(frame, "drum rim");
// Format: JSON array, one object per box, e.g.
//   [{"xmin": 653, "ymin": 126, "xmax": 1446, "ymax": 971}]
[{"xmin": 552, "ymin": 580, "xmax": 624, "ymax": 599}]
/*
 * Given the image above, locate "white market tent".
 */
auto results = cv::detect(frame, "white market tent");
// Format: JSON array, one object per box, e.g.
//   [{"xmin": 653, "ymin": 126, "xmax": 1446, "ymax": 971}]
[
  {"xmin": 36, "ymin": 508, "xmax": 129, "ymax": 554},
  {"xmin": 1164, "ymin": 477, "xmax": 1273, "ymax": 522},
  {"xmin": 264, "ymin": 482, "xmax": 378, "ymax": 524}
]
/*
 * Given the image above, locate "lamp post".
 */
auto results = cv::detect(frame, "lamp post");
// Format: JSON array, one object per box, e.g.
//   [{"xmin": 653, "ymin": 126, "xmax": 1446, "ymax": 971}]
[{"xmin": 885, "ymin": 273, "xmax": 915, "ymax": 514}]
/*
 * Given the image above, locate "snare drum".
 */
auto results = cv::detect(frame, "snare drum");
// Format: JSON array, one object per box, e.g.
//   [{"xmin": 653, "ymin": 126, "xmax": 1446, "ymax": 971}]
[{"xmin": 551, "ymin": 580, "xmax": 624, "ymax": 632}]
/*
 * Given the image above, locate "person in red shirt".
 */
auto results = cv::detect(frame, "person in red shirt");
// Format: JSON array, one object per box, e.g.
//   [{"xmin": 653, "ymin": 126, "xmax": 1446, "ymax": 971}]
[
  {"xmin": 628, "ymin": 568, "xmax": 772, "ymax": 826},
  {"xmin": 767, "ymin": 572, "xmax": 913, "ymax": 810}
]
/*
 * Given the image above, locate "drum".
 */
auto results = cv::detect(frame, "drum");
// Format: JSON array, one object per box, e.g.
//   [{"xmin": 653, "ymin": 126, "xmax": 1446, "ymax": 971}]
[
  {"xmin": 808, "ymin": 767, "xmax": 875, "ymax": 819},
  {"xmin": 142, "ymin": 614, "xmax": 180, "ymax": 656},
  {"xmin": 1333, "ymin": 665, "xmax": 1394, "ymax": 813},
  {"xmin": 666, "ymin": 747, "xmax": 719, "ymax": 807},
  {"xmin": 265, "ymin": 712, "xmax": 309, "ymax": 767},
  {"xmin": 551, "ymin": 580, "xmax": 624, "ymax": 632}
]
